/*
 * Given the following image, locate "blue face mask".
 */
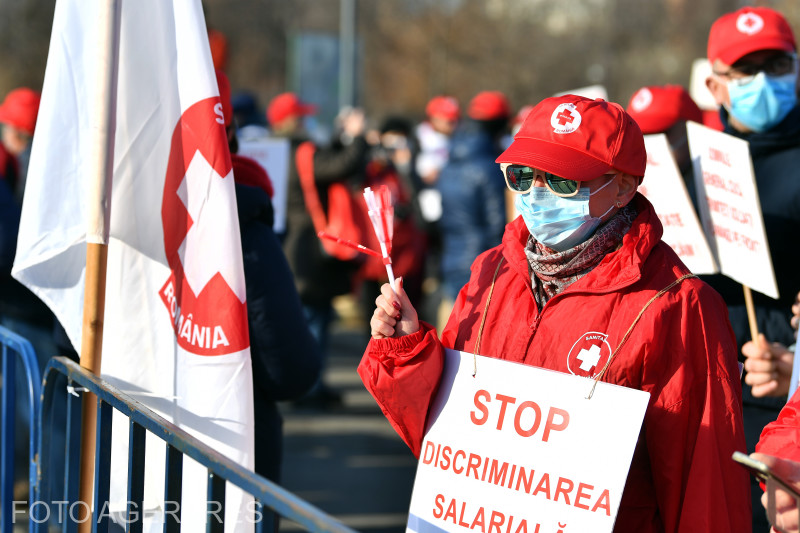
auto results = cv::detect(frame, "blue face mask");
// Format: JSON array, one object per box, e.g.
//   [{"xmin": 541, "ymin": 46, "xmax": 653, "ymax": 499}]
[
  {"xmin": 515, "ymin": 178, "xmax": 615, "ymax": 252},
  {"xmin": 727, "ymin": 72, "xmax": 798, "ymax": 132}
]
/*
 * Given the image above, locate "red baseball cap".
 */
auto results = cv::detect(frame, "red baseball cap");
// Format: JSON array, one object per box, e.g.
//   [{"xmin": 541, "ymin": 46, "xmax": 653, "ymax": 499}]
[
  {"xmin": 425, "ymin": 95, "xmax": 460, "ymax": 122},
  {"xmin": 215, "ymin": 70, "xmax": 232, "ymax": 127},
  {"xmin": 267, "ymin": 92, "xmax": 317, "ymax": 126},
  {"xmin": 626, "ymin": 85, "xmax": 703, "ymax": 135},
  {"xmin": 497, "ymin": 95, "xmax": 646, "ymax": 181},
  {"xmin": 707, "ymin": 6, "xmax": 796, "ymax": 66},
  {"xmin": 468, "ymin": 91, "xmax": 511, "ymax": 121},
  {"xmin": 0, "ymin": 87, "xmax": 41, "ymax": 135}
]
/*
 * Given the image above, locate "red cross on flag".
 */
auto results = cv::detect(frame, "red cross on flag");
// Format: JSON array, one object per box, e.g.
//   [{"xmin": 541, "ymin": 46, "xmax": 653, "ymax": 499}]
[{"xmin": 13, "ymin": 0, "xmax": 254, "ymax": 528}]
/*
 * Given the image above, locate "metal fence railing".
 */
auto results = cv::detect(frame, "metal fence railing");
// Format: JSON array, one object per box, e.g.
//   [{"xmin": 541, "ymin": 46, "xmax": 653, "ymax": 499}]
[
  {"xmin": 25, "ymin": 356, "xmax": 358, "ymax": 533},
  {"xmin": 0, "ymin": 324, "xmax": 42, "ymax": 533}
]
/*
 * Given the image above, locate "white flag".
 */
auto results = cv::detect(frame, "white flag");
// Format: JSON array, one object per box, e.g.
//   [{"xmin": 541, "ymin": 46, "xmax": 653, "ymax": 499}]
[{"xmin": 13, "ymin": 0, "xmax": 254, "ymax": 529}]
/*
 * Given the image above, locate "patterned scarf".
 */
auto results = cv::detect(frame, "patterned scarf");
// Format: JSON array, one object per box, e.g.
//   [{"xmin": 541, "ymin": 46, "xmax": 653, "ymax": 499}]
[{"xmin": 524, "ymin": 203, "xmax": 639, "ymax": 307}]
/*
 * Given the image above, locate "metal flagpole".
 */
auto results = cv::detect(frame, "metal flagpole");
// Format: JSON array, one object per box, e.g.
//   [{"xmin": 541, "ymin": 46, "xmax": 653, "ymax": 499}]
[
  {"xmin": 77, "ymin": 0, "xmax": 121, "ymax": 527},
  {"xmin": 339, "ymin": 0, "xmax": 356, "ymax": 109}
]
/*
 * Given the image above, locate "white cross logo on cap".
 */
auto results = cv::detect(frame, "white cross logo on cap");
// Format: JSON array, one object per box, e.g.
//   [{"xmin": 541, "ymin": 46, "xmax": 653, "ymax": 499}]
[
  {"xmin": 737, "ymin": 13, "xmax": 764, "ymax": 35},
  {"xmin": 631, "ymin": 88, "xmax": 653, "ymax": 112},
  {"xmin": 550, "ymin": 103, "xmax": 582, "ymax": 134}
]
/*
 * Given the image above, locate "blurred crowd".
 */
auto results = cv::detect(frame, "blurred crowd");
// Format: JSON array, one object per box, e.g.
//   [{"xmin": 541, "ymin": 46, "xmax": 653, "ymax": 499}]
[{"xmin": 5, "ymin": 4, "xmax": 800, "ymax": 532}]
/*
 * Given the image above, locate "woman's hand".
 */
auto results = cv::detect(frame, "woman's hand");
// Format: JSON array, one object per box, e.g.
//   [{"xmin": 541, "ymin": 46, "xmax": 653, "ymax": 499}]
[{"xmin": 370, "ymin": 277, "xmax": 419, "ymax": 339}]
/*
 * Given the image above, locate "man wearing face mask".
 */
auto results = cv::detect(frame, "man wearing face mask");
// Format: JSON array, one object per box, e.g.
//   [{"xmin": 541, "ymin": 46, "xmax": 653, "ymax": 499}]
[
  {"xmin": 359, "ymin": 94, "xmax": 750, "ymax": 532},
  {"xmin": 704, "ymin": 8, "xmax": 800, "ymax": 530}
]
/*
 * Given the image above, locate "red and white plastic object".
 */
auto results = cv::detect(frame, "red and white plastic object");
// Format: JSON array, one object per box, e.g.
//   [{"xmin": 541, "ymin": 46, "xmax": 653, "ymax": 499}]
[{"xmin": 363, "ymin": 185, "xmax": 396, "ymax": 292}]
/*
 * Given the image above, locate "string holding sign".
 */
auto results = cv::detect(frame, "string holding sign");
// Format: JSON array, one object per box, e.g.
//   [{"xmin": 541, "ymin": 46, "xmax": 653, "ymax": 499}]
[{"xmin": 363, "ymin": 185, "xmax": 397, "ymax": 293}]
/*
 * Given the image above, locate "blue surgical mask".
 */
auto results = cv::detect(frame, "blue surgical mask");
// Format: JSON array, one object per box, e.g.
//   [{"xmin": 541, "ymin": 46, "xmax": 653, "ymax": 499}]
[
  {"xmin": 727, "ymin": 72, "xmax": 798, "ymax": 132},
  {"xmin": 515, "ymin": 178, "xmax": 615, "ymax": 252}
]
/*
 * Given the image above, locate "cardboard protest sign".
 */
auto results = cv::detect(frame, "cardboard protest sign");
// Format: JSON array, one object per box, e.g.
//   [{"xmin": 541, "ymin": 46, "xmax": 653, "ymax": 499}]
[
  {"xmin": 238, "ymin": 136, "xmax": 291, "ymax": 233},
  {"xmin": 639, "ymin": 134, "xmax": 717, "ymax": 274},
  {"xmin": 687, "ymin": 121, "xmax": 778, "ymax": 299},
  {"xmin": 406, "ymin": 349, "xmax": 649, "ymax": 533}
]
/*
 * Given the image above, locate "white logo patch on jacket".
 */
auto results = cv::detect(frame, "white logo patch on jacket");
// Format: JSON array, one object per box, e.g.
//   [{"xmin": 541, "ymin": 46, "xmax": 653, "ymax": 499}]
[{"xmin": 566, "ymin": 332, "xmax": 612, "ymax": 378}]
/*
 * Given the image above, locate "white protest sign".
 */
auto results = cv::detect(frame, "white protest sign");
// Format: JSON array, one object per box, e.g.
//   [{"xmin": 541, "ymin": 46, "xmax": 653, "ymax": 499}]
[
  {"xmin": 238, "ymin": 136, "xmax": 291, "ymax": 233},
  {"xmin": 687, "ymin": 121, "xmax": 778, "ymax": 299},
  {"xmin": 406, "ymin": 349, "xmax": 649, "ymax": 533},
  {"xmin": 639, "ymin": 134, "xmax": 718, "ymax": 274},
  {"xmin": 789, "ymin": 341, "xmax": 800, "ymax": 400}
]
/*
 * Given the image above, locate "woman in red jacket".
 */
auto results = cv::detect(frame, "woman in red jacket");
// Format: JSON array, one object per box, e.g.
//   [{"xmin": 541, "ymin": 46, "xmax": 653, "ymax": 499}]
[
  {"xmin": 359, "ymin": 95, "xmax": 750, "ymax": 532},
  {"xmin": 754, "ymin": 386, "xmax": 800, "ymax": 531}
]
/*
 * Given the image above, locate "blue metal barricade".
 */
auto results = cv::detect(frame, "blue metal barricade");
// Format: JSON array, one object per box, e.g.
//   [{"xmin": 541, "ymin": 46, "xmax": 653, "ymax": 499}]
[
  {"xmin": 33, "ymin": 356, "xmax": 357, "ymax": 533},
  {"xmin": 0, "ymin": 325, "xmax": 42, "ymax": 533}
]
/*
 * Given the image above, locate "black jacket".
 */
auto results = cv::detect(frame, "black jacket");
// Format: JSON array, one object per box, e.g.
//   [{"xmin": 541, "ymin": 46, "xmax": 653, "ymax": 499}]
[
  {"xmin": 233, "ymin": 159, "xmax": 322, "ymax": 481},
  {"xmin": 703, "ymin": 106, "xmax": 800, "ymax": 352},
  {"xmin": 702, "ymin": 106, "xmax": 800, "ymax": 422},
  {"xmin": 278, "ymin": 133, "xmax": 369, "ymax": 304}
]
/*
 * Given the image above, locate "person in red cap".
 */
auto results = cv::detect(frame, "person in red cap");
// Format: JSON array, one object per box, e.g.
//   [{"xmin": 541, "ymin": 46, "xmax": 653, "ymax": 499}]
[
  {"xmin": 268, "ymin": 91, "xmax": 369, "ymax": 406},
  {"xmin": 267, "ymin": 92, "xmax": 318, "ymax": 136},
  {"xmin": 0, "ymin": 87, "xmax": 40, "ymax": 202},
  {"xmin": 415, "ymin": 95, "xmax": 460, "ymax": 188},
  {"xmin": 703, "ymin": 8, "xmax": 800, "ymax": 529},
  {"xmin": 359, "ymin": 94, "xmax": 749, "ymax": 532},
  {"xmin": 435, "ymin": 90, "xmax": 511, "ymax": 327},
  {"xmin": 626, "ymin": 85, "xmax": 703, "ymax": 194}
]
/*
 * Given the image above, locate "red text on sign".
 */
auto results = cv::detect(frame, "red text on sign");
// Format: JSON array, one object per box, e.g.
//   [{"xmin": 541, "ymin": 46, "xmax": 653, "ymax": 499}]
[
  {"xmin": 706, "ymin": 198, "xmax": 753, "ymax": 226},
  {"xmin": 708, "ymin": 147, "xmax": 731, "ymax": 167},
  {"xmin": 432, "ymin": 494, "xmax": 535, "ymax": 533},
  {"xmin": 702, "ymin": 171, "xmax": 743, "ymax": 196},
  {"xmin": 470, "ymin": 390, "xmax": 570, "ymax": 442}
]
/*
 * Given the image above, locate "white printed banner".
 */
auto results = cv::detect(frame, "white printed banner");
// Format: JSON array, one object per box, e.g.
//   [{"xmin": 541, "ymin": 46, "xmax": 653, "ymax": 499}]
[
  {"xmin": 406, "ymin": 349, "xmax": 649, "ymax": 533},
  {"xmin": 13, "ymin": 0, "xmax": 254, "ymax": 530},
  {"xmin": 687, "ymin": 121, "xmax": 778, "ymax": 299},
  {"xmin": 639, "ymin": 133, "xmax": 717, "ymax": 274}
]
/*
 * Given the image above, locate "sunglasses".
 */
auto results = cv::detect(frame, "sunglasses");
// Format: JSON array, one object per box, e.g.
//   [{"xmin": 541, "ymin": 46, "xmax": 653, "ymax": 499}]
[
  {"xmin": 713, "ymin": 53, "xmax": 798, "ymax": 87},
  {"xmin": 501, "ymin": 163, "xmax": 581, "ymax": 198}
]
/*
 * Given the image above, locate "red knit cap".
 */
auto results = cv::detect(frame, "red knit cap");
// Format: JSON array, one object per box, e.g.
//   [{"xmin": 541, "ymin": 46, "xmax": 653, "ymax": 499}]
[{"xmin": 0, "ymin": 88, "xmax": 41, "ymax": 135}]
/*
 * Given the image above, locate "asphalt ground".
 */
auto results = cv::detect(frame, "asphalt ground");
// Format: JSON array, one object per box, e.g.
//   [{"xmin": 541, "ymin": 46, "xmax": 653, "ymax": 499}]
[{"xmin": 277, "ymin": 297, "xmax": 419, "ymax": 533}]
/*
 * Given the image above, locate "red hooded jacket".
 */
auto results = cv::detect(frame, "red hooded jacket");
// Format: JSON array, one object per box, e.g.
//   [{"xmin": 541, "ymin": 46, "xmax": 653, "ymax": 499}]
[
  {"xmin": 756, "ymin": 389, "xmax": 800, "ymax": 460},
  {"xmin": 359, "ymin": 194, "xmax": 750, "ymax": 532}
]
